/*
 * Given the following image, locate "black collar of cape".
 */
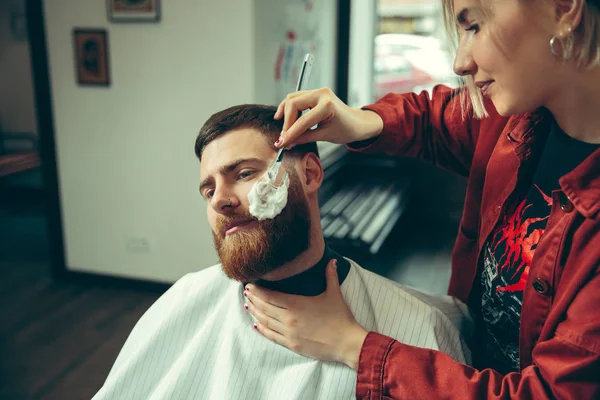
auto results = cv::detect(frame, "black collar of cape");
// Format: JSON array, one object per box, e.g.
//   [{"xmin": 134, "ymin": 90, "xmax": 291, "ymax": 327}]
[{"xmin": 249, "ymin": 246, "xmax": 351, "ymax": 296}]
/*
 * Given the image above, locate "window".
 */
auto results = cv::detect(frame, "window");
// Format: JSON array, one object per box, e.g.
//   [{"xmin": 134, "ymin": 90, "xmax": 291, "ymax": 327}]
[{"xmin": 372, "ymin": 0, "xmax": 456, "ymax": 101}]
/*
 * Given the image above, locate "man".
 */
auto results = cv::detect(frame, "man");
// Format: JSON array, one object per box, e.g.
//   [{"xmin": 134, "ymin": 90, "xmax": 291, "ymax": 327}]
[{"xmin": 93, "ymin": 104, "xmax": 472, "ymax": 400}]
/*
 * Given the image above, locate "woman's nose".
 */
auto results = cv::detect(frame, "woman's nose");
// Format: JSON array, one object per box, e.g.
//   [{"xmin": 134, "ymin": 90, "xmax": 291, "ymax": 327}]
[{"xmin": 453, "ymin": 39, "xmax": 476, "ymax": 77}]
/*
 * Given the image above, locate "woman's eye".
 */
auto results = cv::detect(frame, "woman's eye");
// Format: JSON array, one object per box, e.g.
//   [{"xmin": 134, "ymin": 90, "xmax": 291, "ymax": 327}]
[
  {"xmin": 466, "ymin": 24, "xmax": 479, "ymax": 33},
  {"xmin": 205, "ymin": 189, "xmax": 215, "ymax": 199}
]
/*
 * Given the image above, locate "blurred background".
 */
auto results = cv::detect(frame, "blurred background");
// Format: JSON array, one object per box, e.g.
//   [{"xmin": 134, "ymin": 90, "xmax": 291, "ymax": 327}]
[{"xmin": 0, "ymin": 0, "xmax": 466, "ymax": 398}]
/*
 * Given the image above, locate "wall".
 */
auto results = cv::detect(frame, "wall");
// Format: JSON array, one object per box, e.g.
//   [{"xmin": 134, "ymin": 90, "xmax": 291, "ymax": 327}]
[
  {"xmin": 0, "ymin": 0, "xmax": 37, "ymax": 137},
  {"xmin": 253, "ymin": 0, "xmax": 286, "ymax": 105},
  {"xmin": 43, "ymin": 0, "xmax": 256, "ymax": 283},
  {"xmin": 253, "ymin": 0, "xmax": 337, "ymax": 105}
]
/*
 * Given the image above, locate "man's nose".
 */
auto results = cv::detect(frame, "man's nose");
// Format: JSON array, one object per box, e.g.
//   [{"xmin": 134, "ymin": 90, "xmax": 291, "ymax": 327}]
[
  {"xmin": 211, "ymin": 187, "xmax": 240, "ymax": 213},
  {"xmin": 453, "ymin": 37, "xmax": 476, "ymax": 77}
]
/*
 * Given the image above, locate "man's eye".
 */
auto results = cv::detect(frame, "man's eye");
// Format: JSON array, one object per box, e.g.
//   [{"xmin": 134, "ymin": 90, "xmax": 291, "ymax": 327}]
[
  {"xmin": 205, "ymin": 189, "xmax": 215, "ymax": 199},
  {"xmin": 237, "ymin": 171, "xmax": 255, "ymax": 180}
]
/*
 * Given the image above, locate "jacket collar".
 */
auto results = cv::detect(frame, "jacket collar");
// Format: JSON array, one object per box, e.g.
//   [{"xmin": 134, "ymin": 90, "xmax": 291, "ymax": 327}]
[
  {"xmin": 560, "ymin": 148, "xmax": 600, "ymax": 218},
  {"xmin": 506, "ymin": 107, "xmax": 600, "ymax": 218},
  {"xmin": 505, "ymin": 107, "xmax": 553, "ymax": 145}
]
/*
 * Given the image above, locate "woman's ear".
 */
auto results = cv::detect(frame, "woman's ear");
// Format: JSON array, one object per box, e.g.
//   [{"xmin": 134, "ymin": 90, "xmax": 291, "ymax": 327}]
[
  {"xmin": 553, "ymin": 0, "xmax": 584, "ymax": 31},
  {"xmin": 300, "ymin": 152, "xmax": 324, "ymax": 195}
]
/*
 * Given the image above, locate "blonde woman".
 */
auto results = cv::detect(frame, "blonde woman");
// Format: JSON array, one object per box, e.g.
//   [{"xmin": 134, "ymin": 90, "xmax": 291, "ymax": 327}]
[{"xmin": 243, "ymin": 0, "xmax": 600, "ymax": 398}]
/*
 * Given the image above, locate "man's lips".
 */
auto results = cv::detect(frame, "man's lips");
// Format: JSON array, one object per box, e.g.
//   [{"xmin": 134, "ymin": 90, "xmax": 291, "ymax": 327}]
[{"xmin": 224, "ymin": 219, "xmax": 255, "ymax": 236}]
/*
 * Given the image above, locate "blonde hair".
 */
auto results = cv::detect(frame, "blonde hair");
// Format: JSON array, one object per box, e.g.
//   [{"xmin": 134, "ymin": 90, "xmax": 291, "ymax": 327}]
[{"xmin": 441, "ymin": 0, "xmax": 600, "ymax": 119}]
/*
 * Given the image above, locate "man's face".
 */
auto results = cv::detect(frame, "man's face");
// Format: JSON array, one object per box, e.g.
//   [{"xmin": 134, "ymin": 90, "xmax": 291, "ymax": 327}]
[{"xmin": 199, "ymin": 128, "xmax": 311, "ymax": 282}]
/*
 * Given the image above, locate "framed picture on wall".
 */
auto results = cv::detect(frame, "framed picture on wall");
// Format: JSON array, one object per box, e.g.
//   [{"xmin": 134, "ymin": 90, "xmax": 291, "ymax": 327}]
[
  {"xmin": 107, "ymin": 0, "xmax": 161, "ymax": 22},
  {"xmin": 73, "ymin": 29, "xmax": 110, "ymax": 86}
]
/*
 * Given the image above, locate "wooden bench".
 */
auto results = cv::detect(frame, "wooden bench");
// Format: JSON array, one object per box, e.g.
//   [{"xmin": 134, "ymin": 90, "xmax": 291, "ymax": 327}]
[
  {"xmin": 0, "ymin": 151, "xmax": 41, "ymax": 177},
  {"xmin": 0, "ymin": 132, "xmax": 41, "ymax": 178}
]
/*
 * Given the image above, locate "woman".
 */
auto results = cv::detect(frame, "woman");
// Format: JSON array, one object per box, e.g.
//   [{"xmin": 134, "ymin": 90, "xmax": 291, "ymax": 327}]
[{"xmin": 244, "ymin": 0, "xmax": 600, "ymax": 398}]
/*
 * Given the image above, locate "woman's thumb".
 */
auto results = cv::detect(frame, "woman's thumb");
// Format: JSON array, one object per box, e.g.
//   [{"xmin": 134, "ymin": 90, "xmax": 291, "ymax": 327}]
[{"xmin": 325, "ymin": 259, "xmax": 340, "ymax": 293}]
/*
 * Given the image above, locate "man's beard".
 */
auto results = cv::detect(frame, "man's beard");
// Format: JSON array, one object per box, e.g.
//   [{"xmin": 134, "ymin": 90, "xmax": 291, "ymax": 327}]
[{"xmin": 212, "ymin": 171, "xmax": 311, "ymax": 282}]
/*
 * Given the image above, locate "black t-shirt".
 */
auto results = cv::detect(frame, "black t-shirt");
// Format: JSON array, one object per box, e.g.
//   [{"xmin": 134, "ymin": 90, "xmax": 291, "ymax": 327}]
[{"xmin": 479, "ymin": 124, "xmax": 599, "ymax": 374}]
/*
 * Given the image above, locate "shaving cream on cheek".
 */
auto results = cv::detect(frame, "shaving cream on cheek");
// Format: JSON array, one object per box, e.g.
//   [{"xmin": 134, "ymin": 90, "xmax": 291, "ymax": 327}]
[{"xmin": 248, "ymin": 172, "xmax": 290, "ymax": 221}]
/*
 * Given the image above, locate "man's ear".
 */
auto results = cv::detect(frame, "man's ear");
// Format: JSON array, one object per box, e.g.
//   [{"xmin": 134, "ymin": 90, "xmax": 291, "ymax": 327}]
[{"xmin": 300, "ymin": 153, "xmax": 324, "ymax": 195}]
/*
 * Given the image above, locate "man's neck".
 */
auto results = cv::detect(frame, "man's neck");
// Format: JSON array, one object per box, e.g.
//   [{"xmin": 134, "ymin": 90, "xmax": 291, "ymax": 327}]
[
  {"xmin": 251, "ymin": 241, "xmax": 351, "ymax": 297},
  {"xmin": 260, "ymin": 234, "xmax": 325, "ymax": 281}
]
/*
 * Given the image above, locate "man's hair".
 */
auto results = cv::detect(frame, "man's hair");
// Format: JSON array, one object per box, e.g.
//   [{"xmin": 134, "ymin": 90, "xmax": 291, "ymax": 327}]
[{"xmin": 195, "ymin": 104, "xmax": 319, "ymax": 160}]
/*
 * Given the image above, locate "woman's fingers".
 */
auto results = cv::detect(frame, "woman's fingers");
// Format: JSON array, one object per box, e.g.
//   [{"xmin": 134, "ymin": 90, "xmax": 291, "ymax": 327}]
[
  {"xmin": 274, "ymin": 101, "xmax": 285, "ymax": 120},
  {"xmin": 287, "ymin": 126, "xmax": 324, "ymax": 146},
  {"xmin": 245, "ymin": 270, "xmax": 366, "ymax": 364},
  {"xmin": 274, "ymin": 87, "xmax": 343, "ymax": 147},
  {"xmin": 281, "ymin": 92, "xmax": 321, "ymax": 134},
  {"xmin": 253, "ymin": 322, "xmax": 292, "ymax": 349},
  {"xmin": 246, "ymin": 284, "xmax": 293, "ymax": 309},
  {"xmin": 274, "ymin": 91, "xmax": 304, "ymax": 120},
  {"xmin": 280, "ymin": 103, "xmax": 333, "ymax": 148},
  {"xmin": 247, "ymin": 302, "xmax": 287, "ymax": 334},
  {"xmin": 245, "ymin": 289, "xmax": 286, "ymax": 322}
]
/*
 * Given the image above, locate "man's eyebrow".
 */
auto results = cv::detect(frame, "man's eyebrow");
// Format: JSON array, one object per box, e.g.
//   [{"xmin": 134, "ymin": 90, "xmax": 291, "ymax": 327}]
[
  {"xmin": 199, "ymin": 157, "xmax": 267, "ymax": 194},
  {"xmin": 456, "ymin": 8, "xmax": 470, "ymax": 24},
  {"xmin": 219, "ymin": 157, "xmax": 266, "ymax": 175}
]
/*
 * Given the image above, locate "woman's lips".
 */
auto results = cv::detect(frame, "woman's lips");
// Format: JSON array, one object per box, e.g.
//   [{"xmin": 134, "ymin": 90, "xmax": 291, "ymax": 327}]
[{"xmin": 476, "ymin": 80, "xmax": 494, "ymax": 97}]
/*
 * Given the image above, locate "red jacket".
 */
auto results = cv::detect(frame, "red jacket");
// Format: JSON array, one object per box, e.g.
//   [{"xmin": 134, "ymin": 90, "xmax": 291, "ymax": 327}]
[{"xmin": 351, "ymin": 86, "xmax": 600, "ymax": 399}]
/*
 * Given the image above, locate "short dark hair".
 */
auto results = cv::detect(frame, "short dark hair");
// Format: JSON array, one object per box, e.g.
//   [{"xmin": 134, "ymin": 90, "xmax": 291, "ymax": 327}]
[{"xmin": 194, "ymin": 104, "xmax": 319, "ymax": 161}]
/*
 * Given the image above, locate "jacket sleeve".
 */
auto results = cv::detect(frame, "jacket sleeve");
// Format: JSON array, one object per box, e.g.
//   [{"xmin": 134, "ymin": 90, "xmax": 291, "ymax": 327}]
[
  {"xmin": 356, "ymin": 270, "xmax": 600, "ymax": 400},
  {"xmin": 347, "ymin": 85, "xmax": 485, "ymax": 178}
]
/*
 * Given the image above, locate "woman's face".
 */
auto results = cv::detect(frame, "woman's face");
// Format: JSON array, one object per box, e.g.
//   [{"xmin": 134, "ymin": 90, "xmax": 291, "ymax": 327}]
[{"xmin": 453, "ymin": 0, "xmax": 560, "ymax": 116}]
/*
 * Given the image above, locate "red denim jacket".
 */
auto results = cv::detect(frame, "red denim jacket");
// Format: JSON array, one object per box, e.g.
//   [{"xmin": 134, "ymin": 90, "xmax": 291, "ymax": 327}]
[{"xmin": 351, "ymin": 86, "xmax": 600, "ymax": 399}]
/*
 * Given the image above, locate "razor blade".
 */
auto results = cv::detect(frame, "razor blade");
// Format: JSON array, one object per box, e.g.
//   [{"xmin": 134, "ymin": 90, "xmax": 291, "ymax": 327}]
[{"xmin": 267, "ymin": 53, "xmax": 315, "ymax": 181}]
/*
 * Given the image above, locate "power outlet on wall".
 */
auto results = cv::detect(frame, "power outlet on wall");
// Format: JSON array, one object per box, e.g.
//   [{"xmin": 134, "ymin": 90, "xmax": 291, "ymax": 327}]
[{"xmin": 126, "ymin": 237, "xmax": 151, "ymax": 253}]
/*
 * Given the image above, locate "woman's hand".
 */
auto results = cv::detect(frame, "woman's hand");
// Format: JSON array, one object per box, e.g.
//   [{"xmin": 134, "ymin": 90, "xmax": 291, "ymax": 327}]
[
  {"xmin": 244, "ymin": 259, "xmax": 369, "ymax": 370},
  {"xmin": 274, "ymin": 87, "xmax": 383, "ymax": 149}
]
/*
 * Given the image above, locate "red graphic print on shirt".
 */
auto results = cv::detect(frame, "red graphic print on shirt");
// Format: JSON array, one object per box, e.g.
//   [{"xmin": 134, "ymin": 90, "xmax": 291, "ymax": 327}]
[{"xmin": 490, "ymin": 186, "xmax": 552, "ymax": 294}]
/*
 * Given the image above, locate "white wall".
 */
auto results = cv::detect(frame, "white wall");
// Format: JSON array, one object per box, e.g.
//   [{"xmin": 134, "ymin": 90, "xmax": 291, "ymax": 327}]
[
  {"xmin": 44, "ymin": 0, "xmax": 256, "ymax": 283},
  {"xmin": 253, "ymin": 0, "xmax": 286, "ymax": 105},
  {"xmin": 253, "ymin": 0, "xmax": 337, "ymax": 105},
  {"xmin": 0, "ymin": 0, "xmax": 37, "ymax": 136}
]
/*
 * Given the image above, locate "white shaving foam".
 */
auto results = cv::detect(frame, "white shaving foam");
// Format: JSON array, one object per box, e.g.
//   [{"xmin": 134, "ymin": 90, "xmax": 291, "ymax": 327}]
[{"xmin": 248, "ymin": 171, "xmax": 290, "ymax": 221}]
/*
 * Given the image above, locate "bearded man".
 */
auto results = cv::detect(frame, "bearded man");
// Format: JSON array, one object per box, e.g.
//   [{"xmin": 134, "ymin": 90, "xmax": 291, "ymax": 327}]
[{"xmin": 93, "ymin": 104, "xmax": 473, "ymax": 400}]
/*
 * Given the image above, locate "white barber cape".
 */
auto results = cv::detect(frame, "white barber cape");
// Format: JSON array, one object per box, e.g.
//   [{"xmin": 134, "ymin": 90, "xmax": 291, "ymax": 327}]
[{"xmin": 93, "ymin": 256, "xmax": 472, "ymax": 400}]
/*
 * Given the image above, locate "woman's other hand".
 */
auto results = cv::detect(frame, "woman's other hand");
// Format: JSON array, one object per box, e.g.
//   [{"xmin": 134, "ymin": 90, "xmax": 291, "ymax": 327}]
[
  {"xmin": 244, "ymin": 259, "xmax": 369, "ymax": 370},
  {"xmin": 274, "ymin": 87, "xmax": 383, "ymax": 149}
]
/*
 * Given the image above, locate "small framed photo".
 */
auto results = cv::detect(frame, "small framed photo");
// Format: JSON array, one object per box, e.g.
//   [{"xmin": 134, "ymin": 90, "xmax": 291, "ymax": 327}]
[
  {"xmin": 73, "ymin": 29, "xmax": 110, "ymax": 86},
  {"xmin": 107, "ymin": 0, "xmax": 161, "ymax": 22}
]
